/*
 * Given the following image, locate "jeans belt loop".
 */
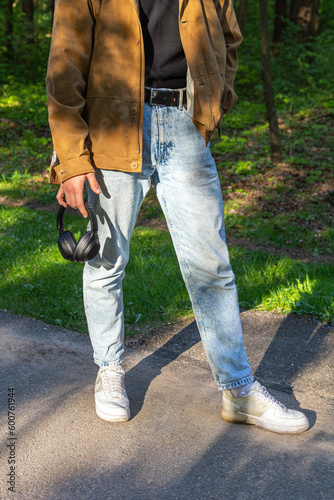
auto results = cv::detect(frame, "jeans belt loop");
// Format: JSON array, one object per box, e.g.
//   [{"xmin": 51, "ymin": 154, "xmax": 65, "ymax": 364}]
[
  {"xmin": 149, "ymin": 88, "xmax": 155, "ymax": 106},
  {"xmin": 178, "ymin": 89, "xmax": 183, "ymax": 110}
]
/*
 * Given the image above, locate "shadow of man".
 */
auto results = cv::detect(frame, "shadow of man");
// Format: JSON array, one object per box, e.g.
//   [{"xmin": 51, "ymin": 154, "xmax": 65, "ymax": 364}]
[
  {"xmin": 252, "ymin": 312, "xmax": 333, "ymax": 428},
  {"xmin": 125, "ymin": 321, "xmax": 202, "ymax": 418},
  {"xmin": 125, "ymin": 312, "xmax": 333, "ymax": 426}
]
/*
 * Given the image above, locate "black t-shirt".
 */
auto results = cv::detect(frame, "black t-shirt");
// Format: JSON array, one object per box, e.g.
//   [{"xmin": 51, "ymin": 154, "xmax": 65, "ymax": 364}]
[{"xmin": 139, "ymin": 0, "xmax": 187, "ymax": 89}]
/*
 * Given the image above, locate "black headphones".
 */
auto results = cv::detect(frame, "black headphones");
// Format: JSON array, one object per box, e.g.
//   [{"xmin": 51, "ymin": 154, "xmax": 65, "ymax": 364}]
[{"xmin": 57, "ymin": 202, "xmax": 100, "ymax": 262}]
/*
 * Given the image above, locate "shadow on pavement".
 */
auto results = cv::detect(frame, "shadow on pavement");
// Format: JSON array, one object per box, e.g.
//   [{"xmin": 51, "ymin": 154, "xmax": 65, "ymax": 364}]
[{"xmin": 126, "ymin": 312, "xmax": 331, "ymax": 427}]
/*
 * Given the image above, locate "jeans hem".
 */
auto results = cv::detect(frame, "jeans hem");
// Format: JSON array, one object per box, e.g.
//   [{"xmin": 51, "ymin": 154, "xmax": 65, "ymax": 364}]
[
  {"xmin": 94, "ymin": 355, "xmax": 125, "ymax": 369},
  {"xmin": 218, "ymin": 374, "xmax": 254, "ymax": 391}
]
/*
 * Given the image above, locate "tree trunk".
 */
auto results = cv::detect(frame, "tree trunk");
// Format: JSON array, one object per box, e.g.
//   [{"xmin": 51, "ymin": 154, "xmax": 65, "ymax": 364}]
[
  {"xmin": 22, "ymin": 0, "xmax": 34, "ymax": 20},
  {"xmin": 22, "ymin": 0, "xmax": 35, "ymax": 43},
  {"xmin": 310, "ymin": 0, "xmax": 320, "ymax": 37},
  {"xmin": 290, "ymin": 0, "xmax": 320, "ymax": 40},
  {"xmin": 237, "ymin": 0, "xmax": 249, "ymax": 35},
  {"xmin": 5, "ymin": 0, "xmax": 14, "ymax": 56},
  {"xmin": 273, "ymin": 0, "xmax": 288, "ymax": 45},
  {"xmin": 259, "ymin": 0, "xmax": 282, "ymax": 164}
]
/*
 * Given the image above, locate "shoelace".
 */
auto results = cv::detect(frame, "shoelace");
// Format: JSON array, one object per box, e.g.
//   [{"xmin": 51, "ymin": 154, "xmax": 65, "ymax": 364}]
[
  {"xmin": 101, "ymin": 369, "xmax": 126, "ymax": 400},
  {"xmin": 259, "ymin": 386, "xmax": 287, "ymax": 411}
]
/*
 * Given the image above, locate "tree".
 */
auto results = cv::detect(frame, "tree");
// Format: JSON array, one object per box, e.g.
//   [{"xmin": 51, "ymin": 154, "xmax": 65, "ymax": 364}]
[
  {"xmin": 22, "ymin": 0, "xmax": 34, "ymax": 20},
  {"xmin": 273, "ymin": 0, "xmax": 288, "ymax": 45},
  {"xmin": 237, "ymin": 0, "xmax": 249, "ymax": 35},
  {"xmin": 5, "ymin": 0, "xmax": 14, "ymax": 56},
  {"xmin": 259, "ymin": 0, "xmax": 282, "ymax": 163},
  {"xmin": 22, "ymin": 0, "xmax": 35, "ymax": 43},
  {"xmin": 290, "ymin": 0, "xmax": 320, "ymax": 39}
]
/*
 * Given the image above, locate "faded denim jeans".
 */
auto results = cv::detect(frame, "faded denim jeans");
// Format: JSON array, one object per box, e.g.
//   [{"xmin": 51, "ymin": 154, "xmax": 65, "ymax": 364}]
[{"xmin": 83, "ymin": 103, "xmax": 253, "ymax": 390}]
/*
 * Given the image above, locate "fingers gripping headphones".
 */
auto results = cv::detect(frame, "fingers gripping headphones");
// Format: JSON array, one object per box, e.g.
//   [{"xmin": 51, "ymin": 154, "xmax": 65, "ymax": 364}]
[{"xmin": 57, "ymin": 202, "xmax": 100, "ymax": 262}]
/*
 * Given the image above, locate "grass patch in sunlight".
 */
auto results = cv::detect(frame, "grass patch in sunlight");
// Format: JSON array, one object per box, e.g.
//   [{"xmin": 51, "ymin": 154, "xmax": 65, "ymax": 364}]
[
  {"xmin": 0, "ymin": 171, "xmax": 55, "ymax": 205},
  {"xmin": 231, "ymin": 248, "xmax": 334, "ymax": 323},
  {"xmin": 1, "ymin": 207, "xmax": 333, "ymax": 334}
]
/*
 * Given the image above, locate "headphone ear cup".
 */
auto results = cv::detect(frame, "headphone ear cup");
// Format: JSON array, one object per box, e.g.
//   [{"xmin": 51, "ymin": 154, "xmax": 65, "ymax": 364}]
[
  {"xmin": 58, "ymin": 230, "xmax": 77, "ymax": 261},
  {"xmin": 74, "ymin": 232, "xmax": 100, "ymax": 263}
]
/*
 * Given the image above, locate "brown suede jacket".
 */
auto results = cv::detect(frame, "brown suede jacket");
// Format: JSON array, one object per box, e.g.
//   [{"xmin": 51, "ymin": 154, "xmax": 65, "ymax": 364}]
[{"xmin": 46, "ymin": 0, "xmax": 242, "ymax": 184}]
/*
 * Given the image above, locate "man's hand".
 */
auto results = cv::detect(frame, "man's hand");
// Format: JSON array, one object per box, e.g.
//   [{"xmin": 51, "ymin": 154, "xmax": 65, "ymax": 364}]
[{"xmin": 56, "ymin": 172, "xmax": 101, "ymax": 218}]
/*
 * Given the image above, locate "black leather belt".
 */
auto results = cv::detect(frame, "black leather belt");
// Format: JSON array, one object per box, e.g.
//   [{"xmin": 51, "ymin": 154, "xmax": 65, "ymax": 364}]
[{"xmin": 145, "ymin": 87, "xmax": 187, "ymax": 108}]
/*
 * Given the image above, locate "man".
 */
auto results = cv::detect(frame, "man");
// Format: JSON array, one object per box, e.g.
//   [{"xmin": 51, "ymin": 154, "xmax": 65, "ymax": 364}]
[{"xmin": 47, "ymin": 0, "xmax": 309, "ymax": 433}]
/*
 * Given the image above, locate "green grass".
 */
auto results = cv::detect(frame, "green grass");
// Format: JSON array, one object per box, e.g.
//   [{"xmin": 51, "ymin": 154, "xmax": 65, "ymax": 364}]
[
  {"xmin": 0, "ymin": 82, "xmax": 51, "ymax": 183},
  {"xmin": 0, "ymin": 171, "xmax": 55, "ymax": 205},
  {"xmin": 213, "ymin": 98, "xmax": 334, "ymax": 258},
  {"xmin": 0, "ymin": 206, "xmax": 190, "ymax": 332},
  {"xmin": 231, "ymin": 248, "xmax": 334, "ymax": 322},
  {"xmin": 0, "ymin": 206, "xmax": 333, "ymax": 333}
]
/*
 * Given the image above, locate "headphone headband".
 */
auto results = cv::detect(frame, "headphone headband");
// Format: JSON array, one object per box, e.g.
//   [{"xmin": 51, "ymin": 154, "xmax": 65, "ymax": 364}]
[{"xmin": 57, "ymin": 201, "xmax": 99, "ymax": 234}]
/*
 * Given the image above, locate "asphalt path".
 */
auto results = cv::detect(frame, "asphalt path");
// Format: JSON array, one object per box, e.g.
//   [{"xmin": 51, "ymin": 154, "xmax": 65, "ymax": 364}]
[{"xmin": 0, "ymin": 310, "xmax": 333, "ymax": 499}]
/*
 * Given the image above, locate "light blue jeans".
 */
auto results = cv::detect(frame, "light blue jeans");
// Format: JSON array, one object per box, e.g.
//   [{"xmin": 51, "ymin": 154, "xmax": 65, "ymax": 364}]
[{"xmin": 84, "ymin": 104, "xmax": 253, "ymax": 390}]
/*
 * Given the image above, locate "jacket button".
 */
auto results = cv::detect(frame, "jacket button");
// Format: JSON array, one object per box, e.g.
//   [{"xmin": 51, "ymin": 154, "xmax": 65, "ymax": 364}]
[
  {"xmin": 130, "ymin": 107, "xmax": 138, "ymax": 115},
  {"xmin": 131, "ymin": 162, "xmax": 138, "ymax": 169}
]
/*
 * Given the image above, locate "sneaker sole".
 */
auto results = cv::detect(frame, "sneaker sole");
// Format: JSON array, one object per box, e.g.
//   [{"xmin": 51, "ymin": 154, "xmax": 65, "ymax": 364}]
[
  {"xmin": 96, "ymin": 407, "xmax": 130, "ymax": 423},
  {"xmin": 221, "ymin": 409, "xmax": 309, "ymax": 434}
]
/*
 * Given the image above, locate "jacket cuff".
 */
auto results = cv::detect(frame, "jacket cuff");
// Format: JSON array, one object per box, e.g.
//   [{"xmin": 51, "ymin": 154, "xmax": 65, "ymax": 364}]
[{"xmin": 49, "ymin": 155, "xmax": 95, "ymax": 184}]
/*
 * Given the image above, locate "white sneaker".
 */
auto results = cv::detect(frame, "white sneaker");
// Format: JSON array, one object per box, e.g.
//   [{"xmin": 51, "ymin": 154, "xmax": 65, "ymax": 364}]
[
  {"xmin": 221, "ymin": 381, "xmax": 309, "ymax": 434},
  {"xmin": 94, "ymin": 366, "xmax": 130, "ymax": 422}
]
